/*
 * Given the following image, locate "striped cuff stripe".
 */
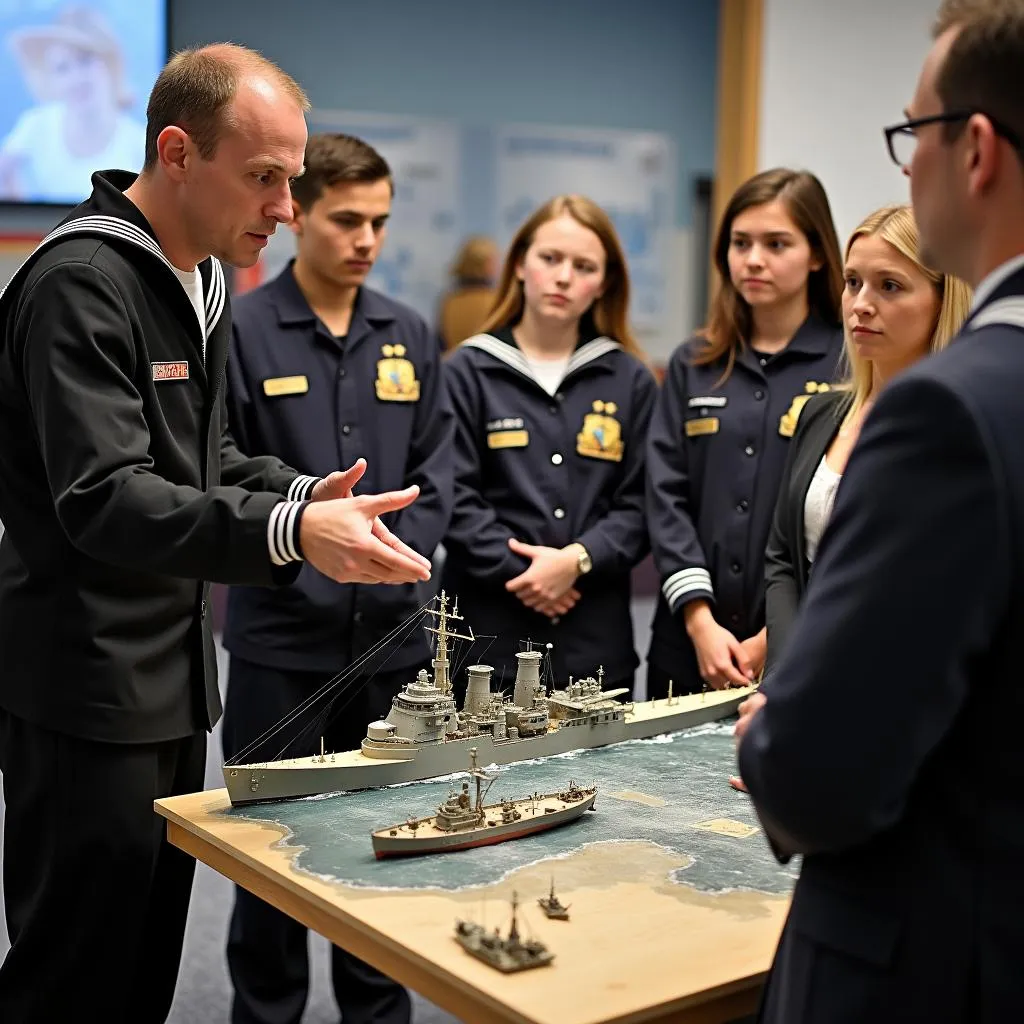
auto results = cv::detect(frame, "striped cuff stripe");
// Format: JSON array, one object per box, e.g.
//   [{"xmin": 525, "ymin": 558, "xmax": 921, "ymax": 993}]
[
  {"xmin": 287, "ymin": 475, "xmax": 319, "ymax": 501},
  {"xmin": 267, "ymin": 500, "xmax": 304, "ymax": 565},
  {"xmin": 663, "ymin": 568, "xmax": 713, "ymax": 608}
]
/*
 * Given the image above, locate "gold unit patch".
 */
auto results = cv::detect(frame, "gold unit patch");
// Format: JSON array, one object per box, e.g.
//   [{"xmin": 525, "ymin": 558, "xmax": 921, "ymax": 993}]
[
  {"xmin": 375, "ymin": 344, "xmax": 420, "ymax": 402},
  {"xmin": 779, "ymin": 380, "xmax": 832, "ymax": 437},
  {"xmin": 576, "ymin": 400, "xmax": 624, "ymax": 462},
  {"xmin": 685, "ymin": 416, "xmax": 720, "ymax": 437},
  {"xmin": 262, "ymin": 375, "xmax": 309, "ymax": 397}
]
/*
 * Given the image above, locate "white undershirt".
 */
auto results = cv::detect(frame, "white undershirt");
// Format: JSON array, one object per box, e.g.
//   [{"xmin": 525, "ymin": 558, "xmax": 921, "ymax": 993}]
[
  {"xmin": 804, "ymin": 455, "xmax": 842, "ymax": 564},
  {"xmin": 168, "ymin": 264, "xmax": 206, "ymax": 357},
  {"xmin": 526, "ymin": 357, "xmax": 570, "ymax": 396}
]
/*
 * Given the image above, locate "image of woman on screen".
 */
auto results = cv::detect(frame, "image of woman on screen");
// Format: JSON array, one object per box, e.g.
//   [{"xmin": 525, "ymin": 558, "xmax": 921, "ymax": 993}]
[{"xmin": 0, "ymin": 5, "xmax": 145, "ymax": 203}]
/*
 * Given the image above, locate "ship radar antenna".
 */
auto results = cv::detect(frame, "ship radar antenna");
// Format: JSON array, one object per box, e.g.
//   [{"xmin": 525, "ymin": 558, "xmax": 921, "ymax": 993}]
[
  {"xmin": 424, "ymin": 591, "xmax": 474, "ymax": 695},
  {"xmin": 597, "ymin": 665, "xmax": 605, "ymax": 687}
]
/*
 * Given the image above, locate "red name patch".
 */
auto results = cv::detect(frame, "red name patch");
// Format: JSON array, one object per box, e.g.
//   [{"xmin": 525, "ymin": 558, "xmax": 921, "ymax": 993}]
[{"xmin": 152, "ymin": 361, "xmax": 189, "ymax": 381}]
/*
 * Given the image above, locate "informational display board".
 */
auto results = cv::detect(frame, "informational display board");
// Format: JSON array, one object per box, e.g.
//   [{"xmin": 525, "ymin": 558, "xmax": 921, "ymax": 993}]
[{"xmin": 494, "ymin": 124, "xmax": 675, "ymax": 330}]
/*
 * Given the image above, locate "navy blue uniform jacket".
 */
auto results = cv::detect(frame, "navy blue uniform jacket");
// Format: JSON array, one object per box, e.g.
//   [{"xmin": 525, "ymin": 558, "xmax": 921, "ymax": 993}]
[
  {"xmin": 646, "ymin": 314, "xmax": 842, "ymax": 689},
  {"xmin": 224, "ymin": 264, "xmax": 454, "ymax": 673},
  {"xmin": 442, "ymin": 328, "xmax": 656, "ymax": 684},
  {"xmin": 0, "ymin": 171, "xmax": 311, "ymax": 744},
  {"xmin": 740, "ymin": 261, "xmax": 1024, "ymax": 1023}
]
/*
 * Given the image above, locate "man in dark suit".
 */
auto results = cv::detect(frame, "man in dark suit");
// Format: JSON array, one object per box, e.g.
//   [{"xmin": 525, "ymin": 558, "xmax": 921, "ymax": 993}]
[{"xmin": 737, "ymin": 1, "xmax": 1024, "ymax": 1021}]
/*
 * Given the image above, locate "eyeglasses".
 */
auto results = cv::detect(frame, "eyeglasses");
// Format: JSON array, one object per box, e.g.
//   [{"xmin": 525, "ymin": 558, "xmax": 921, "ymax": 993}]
[{"xmin": 884, "ymin": 111, "xmax": 1023, "ymax": 168}]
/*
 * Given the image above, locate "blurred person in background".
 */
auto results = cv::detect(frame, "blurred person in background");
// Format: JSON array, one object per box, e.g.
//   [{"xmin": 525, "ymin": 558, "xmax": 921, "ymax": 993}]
[{"xmin": 437, "ymin": 234, "xmax": 498, "ymax": 351}]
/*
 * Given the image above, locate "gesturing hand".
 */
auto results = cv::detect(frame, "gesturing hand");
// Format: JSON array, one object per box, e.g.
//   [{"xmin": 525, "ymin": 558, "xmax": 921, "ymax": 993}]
[
  {"xmin": 299, "ymin": 486, "xmax": 432, "ymax": 584},
  {"xmin": 310, "ymin": 459, "xmax": 367, "ymax": 501}
]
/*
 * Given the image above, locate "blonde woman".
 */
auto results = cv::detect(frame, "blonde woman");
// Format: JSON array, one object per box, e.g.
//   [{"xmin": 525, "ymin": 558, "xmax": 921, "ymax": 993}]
[{"xmin": 764, "ymin": 204, "xmax": 973, "ymax": 673}]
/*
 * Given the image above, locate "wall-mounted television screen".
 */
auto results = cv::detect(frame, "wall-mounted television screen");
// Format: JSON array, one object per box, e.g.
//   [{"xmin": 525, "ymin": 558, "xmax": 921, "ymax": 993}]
[{"xmin": 0, "ymin": 1, "xmax": 167, "ymax": 206}]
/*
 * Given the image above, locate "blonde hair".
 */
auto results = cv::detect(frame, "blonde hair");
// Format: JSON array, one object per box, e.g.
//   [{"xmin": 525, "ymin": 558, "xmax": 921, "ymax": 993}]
[
  {"xmin": 478, "ymin": 195, "xmax": 644, "ymax": 359},
  {"xmin": 840, "ymin": 205, "xmax": 973, "ymax": 421}
]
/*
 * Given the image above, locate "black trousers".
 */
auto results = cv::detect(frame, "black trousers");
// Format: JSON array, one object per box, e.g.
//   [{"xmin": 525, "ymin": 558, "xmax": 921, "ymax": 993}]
[
  {"xmin": 0, "ymin": 708, "xmax": 205, "ymax": 1024},
  {"xmin": 222, "ymin": 656, "xmax": 421, "ymax": 1024}
]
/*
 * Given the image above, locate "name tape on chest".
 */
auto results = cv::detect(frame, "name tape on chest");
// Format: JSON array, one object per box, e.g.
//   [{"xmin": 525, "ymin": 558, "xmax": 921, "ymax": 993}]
[
  {"xmin": 687, "ymin": 395, "xmax": 728, "ymax": 408},
  {"xmin": 685, "ymin": 416, "xmax": 720, "ymax": 437},
  {"xmin": 487, "ymin": 417, "xmax": 529, "ymax": 448},
  {"xmin": 152, "ymin": 361, "xmax": 189, "ymax": 382},
  {"xmin": 263, "ymin": 375, "xmax": 309, "ymax": 397}
]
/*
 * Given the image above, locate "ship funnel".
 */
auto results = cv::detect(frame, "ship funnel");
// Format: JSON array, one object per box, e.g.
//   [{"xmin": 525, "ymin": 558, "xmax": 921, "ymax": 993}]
[
  {"xmin": 513, "ymin": 650, "xmax": 543, "ymax": 708},
  {"xmin": 464, "ymin": 664, "xmax": 493, "ymax": 715}
]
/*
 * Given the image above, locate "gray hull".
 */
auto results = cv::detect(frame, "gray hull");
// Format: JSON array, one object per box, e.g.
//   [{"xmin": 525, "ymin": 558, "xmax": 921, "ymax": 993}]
[
  {"xmin": 224, "ymin": 689, "xmax": 747, "ymax": 806},
  {"xmin": 371, "ymin": 792, "xmax": 596, "ymax": 858}
]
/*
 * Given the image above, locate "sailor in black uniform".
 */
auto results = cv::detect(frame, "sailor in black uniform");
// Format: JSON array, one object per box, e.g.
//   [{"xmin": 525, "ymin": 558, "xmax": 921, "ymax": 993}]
[
  {"xmin": 0, "ymin": 49, "xmax": 429, "ymax": 1024},
  {"xmin": 646, "ymin": 168, "xmax": 844, "ymax": 697},
  {"xmin": 442, "ymin": 195, "xmax": 656, "ymax": 694}
]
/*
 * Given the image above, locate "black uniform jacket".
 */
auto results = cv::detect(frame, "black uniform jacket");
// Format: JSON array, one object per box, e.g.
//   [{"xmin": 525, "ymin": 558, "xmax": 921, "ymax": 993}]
[
  {"xmin": 224, "ymin": 264, "xmax": 454, "ymax": 673},
  {"xmin": 0, "ymin": 171, "xmax": 312, "ymax": 744},
  {"xmin": 740, "ymin": 261, "xmax": 1024, "ymax": 1023},
  {"xmin": 645, "ymin": 314, "xmax": 843, "ymax": 688},
  {"xmin": 764, "ymin": 388, "xmax": 845, "ymax": 674},
  {"xmin": 441, "ymin": 327, "xmax": 656, "ymax": 684}
]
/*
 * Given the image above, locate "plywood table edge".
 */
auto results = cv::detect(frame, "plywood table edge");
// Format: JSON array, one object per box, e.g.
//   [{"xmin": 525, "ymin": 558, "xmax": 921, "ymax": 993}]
[{"xmin": 156, "ymin": 792, "xmax": 767, "ymax": 1024}]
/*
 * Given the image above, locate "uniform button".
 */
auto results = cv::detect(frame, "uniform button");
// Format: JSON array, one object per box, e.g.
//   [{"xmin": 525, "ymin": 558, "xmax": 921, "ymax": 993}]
[
  {"xmin": 759, "ymin": 357, "xmax": 767, "ymax": 367},
  {"xmin": 730, "ymin": 613, "xmax": 740, "ymax": 626},
  {"xmin": 353, "ymin": 611, "xmax": 363, "ymax": 625},
  {"xmin": 549, "ymin": 405, "xmax": 559, "ymax": 415},
  {"xmin": 731, "ymin": 561, "xmax": 742, "ymax": 574},
  {"xmin": 338, "ymin": 368, "xmax": 347, "ymax": 378},
  {"xmin": 551, "ymin": 616, "xmax": 561, "ymax": 626},
  {"xmin": 555, "ymin": 392, "xmax": 565, "ymax": 402},
  {"xmin": 553, "ymin": 508, "xmax": 566, "ymax": 519},
  {"xmin": 736, "ymin": 499, "xmax": 749, "ymax": 513},
  {"xmin": 342, "ymin": 424, "xmax": 351, "ymax": 435},
  {"xmin": 744, "ymin": 445, "xmax": 755, "ymax": 457},
  {"xmin": 551, "ymin": 453, "xmax": 563, "ymax": 465},
  {"xmin": 754, "ymin": 389, "xmax": 764, "ymax": 401}
]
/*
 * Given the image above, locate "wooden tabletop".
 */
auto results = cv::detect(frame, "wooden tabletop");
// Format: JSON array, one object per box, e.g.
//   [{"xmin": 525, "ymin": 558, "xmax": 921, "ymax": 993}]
[{"xmin": 156, "ymin": 788, "xmax": 788, "ymax": 1024}]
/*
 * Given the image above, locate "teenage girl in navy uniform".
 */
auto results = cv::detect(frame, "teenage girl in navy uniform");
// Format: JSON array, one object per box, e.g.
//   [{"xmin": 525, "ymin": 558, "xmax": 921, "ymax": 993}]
[
  {"xmin": 646, "ymin": 168, "xmax": 844, "ymax": 696},
  {"xmin": 442, "ymin": 195, "xmax": 656, "ymax": 694}
]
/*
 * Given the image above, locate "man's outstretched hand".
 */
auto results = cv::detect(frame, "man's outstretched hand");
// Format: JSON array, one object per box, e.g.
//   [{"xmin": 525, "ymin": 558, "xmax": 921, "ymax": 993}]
[{"xmin": 299, "ymin": 484, "xmax": 431, "ymax": 584}]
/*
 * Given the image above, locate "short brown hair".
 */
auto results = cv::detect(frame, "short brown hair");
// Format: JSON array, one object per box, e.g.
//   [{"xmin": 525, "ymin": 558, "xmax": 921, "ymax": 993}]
[
  {"xmin": 144, "ymin": 43, "xmax": 309, "ymax": 168},
  {"xmin": 290, "ymin": 134, "xmax": 393, "ymax": 209},
  {"xmin": 698, "ymin": 168, "xmax": 843, "ymax": 380},
  {"xmin": 932, "ymin": 0, "xmax": 1024, "ymax": 168}
]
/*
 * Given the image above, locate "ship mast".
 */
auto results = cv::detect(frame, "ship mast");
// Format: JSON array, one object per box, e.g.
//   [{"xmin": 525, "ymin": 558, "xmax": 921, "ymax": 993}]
[{"xmin": 424, "ymin": 591, "xmax": 474, "ymax": 694}]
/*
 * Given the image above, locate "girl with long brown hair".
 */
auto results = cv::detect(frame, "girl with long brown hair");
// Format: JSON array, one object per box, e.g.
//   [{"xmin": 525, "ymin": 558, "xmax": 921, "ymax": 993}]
[
  {"xmin": 441, "ymin": 194, "xmax": 656, "ymax": 692},
  {"xmin": 646, "ymin": 168, "xmax": 845, "ymax": 697}
]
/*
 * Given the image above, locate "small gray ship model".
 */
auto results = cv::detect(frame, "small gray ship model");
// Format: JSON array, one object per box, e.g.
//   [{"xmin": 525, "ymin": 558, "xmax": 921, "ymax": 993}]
[
  {"xmin": 370, "ymin": 748, "xmax": 596, "ymax": 859},
  {"xmin": 454, "ymin": 892, "xmax": 554, "ymax": 972},
  {"xmin": 225, "ymin": 592, "xmax": 754, "ymax": 806},
  {"xmin": 537, "ymin": 878, "xmax": 570, "ymax": 920}
]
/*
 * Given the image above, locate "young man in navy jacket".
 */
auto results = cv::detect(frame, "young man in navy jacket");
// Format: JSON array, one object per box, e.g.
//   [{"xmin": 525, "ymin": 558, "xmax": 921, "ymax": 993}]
[{"xmin": 222, "ymin": 133, "xmax": 453, "ymax": 1024}]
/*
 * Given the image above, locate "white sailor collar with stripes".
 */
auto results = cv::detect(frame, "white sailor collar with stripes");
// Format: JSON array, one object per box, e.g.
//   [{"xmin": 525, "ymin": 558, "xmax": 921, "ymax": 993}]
[
  {"xmin": 462, "ymin": 331, "xmax": 622, "ymax": 390},
  {"xmin": 2, "ymin": 210, "xmax": 227, "ymax": 341}
]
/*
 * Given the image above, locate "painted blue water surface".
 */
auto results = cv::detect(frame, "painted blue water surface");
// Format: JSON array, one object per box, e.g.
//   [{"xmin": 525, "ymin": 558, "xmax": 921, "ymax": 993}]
[{"xmin": 221, "ymin": 721, "xmax": 799, "ymax": 896}]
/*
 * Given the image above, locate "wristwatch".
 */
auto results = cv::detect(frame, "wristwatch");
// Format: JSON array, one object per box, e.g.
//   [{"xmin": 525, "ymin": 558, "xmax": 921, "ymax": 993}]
[{"xmin": 572, "ymin": 543, "xmax": 592, "ymax": 576}]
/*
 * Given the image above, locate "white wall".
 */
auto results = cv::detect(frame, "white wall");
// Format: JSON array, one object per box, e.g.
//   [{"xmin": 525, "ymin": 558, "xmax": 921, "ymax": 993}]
[{"xmin": 759, "ymin": 0, "xmax": 937, "ymax": 247}]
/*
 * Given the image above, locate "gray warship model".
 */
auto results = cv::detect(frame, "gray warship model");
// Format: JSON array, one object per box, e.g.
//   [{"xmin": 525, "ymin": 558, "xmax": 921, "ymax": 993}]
[
  {"xmin": 370, "ymin": 748, "xmax": 596, "ymax": 859},
  {"xmin": 454, "ymin": 892, "xmax": 554, "ymax": 973},
  {"xmin": 224, "ymin": 592, "xmax": 754, "ymax": 806},
  {"xmin": 537, "ymin": 879, "xmax": 570, "ymax": 920}
]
